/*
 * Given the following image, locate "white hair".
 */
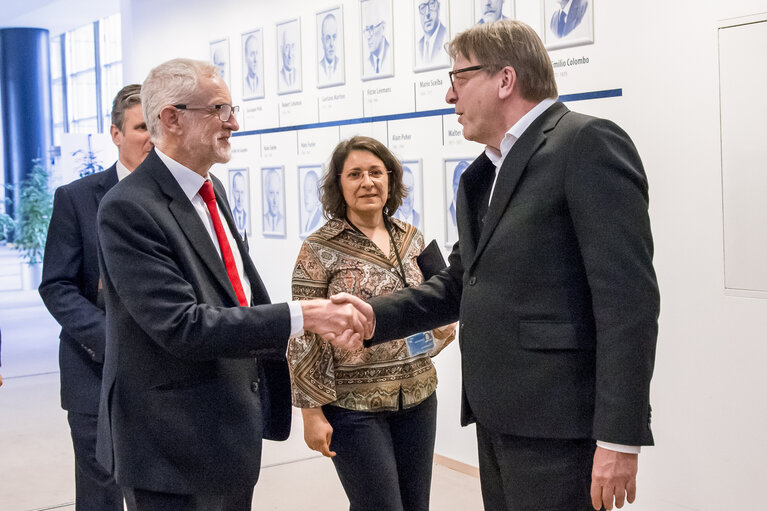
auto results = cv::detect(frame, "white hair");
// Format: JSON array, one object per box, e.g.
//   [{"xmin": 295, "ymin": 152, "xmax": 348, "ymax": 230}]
[{"xmin": 141, "ymin": 58, "xmax": 217, "ymax": 143}]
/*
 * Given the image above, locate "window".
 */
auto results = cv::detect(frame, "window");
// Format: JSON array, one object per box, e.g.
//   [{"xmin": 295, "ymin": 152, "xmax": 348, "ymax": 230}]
[{"xmin": 50, "ymin": 13, "xmax": 122, "ymax": 145}]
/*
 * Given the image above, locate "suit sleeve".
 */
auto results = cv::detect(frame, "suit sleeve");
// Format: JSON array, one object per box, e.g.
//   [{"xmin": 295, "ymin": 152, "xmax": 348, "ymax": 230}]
[
  {"xmin": 39, "ymin": 186, "xmax": 106, "ymax": 362},
  {"xmin": 97, "ymin": 194, "xmax": 291, "ymax": 361},
  {"xmin": 565, "ymin": 118, "xmax": 659, "ymax": 445},
  {"xmin": 366, "ymin": 238, "xmax": 463, "ymax": 347}
]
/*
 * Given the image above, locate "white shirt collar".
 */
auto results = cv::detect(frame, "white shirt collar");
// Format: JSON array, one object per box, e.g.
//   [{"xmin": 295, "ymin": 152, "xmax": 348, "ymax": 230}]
[
  {"xmin": 484, "ymin": 97, "xmax": 557, "ymax": 168},
  {"xmin": 154, "ymin": 147, "xmax": 207, "ymax": 201},
  {"xmin": 115, "ymin": 159, "xmax": 131, "ymax": 181}
]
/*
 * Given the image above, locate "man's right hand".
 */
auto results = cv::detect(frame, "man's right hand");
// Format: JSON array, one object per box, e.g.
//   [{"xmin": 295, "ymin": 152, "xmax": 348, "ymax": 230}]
[
  {"xmin": 301, "ymin": 297, "xmax": 371, "ymax": 351},
  {"xmin": 329, "ymin": 292, "xmax": 375, "ymax": 339}
]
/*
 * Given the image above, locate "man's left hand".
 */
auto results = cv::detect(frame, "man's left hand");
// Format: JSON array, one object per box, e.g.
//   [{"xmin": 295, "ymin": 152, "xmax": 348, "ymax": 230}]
[{"xmin": 590, "ymin": 446, "xmax": 638, "ymax": 510}]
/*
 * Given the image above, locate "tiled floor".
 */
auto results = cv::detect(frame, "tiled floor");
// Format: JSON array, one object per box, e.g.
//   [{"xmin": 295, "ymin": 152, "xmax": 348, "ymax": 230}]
[{"xmin": 0, "ymin": 247, "xmax": 483, "ymax": 511}]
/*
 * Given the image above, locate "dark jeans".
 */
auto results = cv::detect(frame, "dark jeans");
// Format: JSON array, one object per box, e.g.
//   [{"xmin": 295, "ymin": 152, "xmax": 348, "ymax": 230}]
[
  {"xmin": 476, "ymin": 422, "xmax": 600, "ymax": 511},
  {"xmin": 67, "ymin": 411, "xmax": 124, "ymax": 511},
  {"xmin": 122, "ymin": 486, "xmax": 253, "ymax": 511},
  {"xmin": 323, "ymin": 392, "xmax": 437, "ymax": 511}
]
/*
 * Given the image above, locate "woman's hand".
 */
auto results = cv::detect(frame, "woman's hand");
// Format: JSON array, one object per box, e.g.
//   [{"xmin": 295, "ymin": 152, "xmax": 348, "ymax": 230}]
[
  {"xmin": 431, "ymin": 322, "xmax": 458, "ymax": 356},
  {"xmin": 301, "ymin": 407, "xmax": 336, "ymax": 457}
]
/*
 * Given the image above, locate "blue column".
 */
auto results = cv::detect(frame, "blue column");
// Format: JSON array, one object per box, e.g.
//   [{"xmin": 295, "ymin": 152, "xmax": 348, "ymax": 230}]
[{"xmin": 0, "ymin": 28, "xmax": 53, "ymax": 221}]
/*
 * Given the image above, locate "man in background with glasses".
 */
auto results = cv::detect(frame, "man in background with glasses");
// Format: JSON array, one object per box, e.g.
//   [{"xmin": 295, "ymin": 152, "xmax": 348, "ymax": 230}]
[
  {"xmin": 95, "ymin": 58, "xmax": 371, "ymax": 511},
  {"xmin": 349, "ymin": 20, "xmax": 659, "ymax": 511},
  {"xmin": 39, "ymin": 84, "xmax": 152, "ymax": 511},
  {"xmin": 416, "ymin": 0, "xmax": 449, "ymax": 69},
  {"xmin": 361, "ymin": 0, "xmax": 391, "ymax": 76}
]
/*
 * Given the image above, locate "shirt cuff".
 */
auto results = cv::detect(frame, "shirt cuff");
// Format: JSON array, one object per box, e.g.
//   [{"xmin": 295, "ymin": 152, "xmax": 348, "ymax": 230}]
[
  {"xmin": 287, "ymin": 300, "xmax": 304, "ymax": 337},
  {"xmin": 596, "ymin": 441, "xmax": 641, "ymax": 454}
]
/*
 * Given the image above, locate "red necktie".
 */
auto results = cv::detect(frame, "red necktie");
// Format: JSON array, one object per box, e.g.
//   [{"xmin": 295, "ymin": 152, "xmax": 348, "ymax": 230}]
[{"xmin": 198, "ymin": 180, "xmax": 248, "ymax": 306}]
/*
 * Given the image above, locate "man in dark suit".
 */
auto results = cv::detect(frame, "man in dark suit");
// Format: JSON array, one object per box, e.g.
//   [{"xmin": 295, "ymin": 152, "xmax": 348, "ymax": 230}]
[
  {"xmin": 39, "ymin": 84, "xmax": 151, "ymax": 511},
  {"xmin": 96, "ymin": 58, "xmax": 366, "ymax": 511},
  {"xmin": 342, "ymin": 20, "xmax": 659, "ymax": 511}
]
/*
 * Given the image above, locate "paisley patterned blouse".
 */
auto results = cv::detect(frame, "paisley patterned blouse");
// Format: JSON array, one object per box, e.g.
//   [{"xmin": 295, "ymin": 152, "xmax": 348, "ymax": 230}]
[{"xmin": 288, "ymin": 217, "xmax": 454, "ymax": 411}]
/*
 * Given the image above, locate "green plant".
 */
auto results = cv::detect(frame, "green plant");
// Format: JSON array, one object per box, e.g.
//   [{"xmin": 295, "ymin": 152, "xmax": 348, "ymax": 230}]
[
  {"xmin": 72, "ymin": 133, "xmax": 105, "ymax": 178},
  {"xmin": 12, "ymin": 158, "xmax": 53, "ymax": 264},
  {"xmin": 0, "ymin": 208, "xmax": 14, "ymax": 242}
]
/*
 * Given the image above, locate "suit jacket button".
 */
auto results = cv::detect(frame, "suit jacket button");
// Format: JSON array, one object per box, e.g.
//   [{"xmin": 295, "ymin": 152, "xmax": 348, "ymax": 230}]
[
  {"xmin": 251, "ymin": 381, "xmax": 259, "ymax": 393},
  {"xmin": 469, "ymin": 276, "xmax": 477, "ymax": 286}
]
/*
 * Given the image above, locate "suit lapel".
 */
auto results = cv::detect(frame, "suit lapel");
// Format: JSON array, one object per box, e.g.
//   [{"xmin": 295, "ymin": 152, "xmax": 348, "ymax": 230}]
[
  {"xmin": 211, "ymin": 176, "xmax": 271, "ymax": 304},
  {"xmin": 470, "ymin": 102, "xmax": 569, "ymax": 269},
  {"xmin": 144, "ymin": 151, "xmax": 241, "ymax": 306},
  {"xmin": 457, "ymin": 154, "xmax": 496, "ymax": 263},
  {"xmin": 95, "ymin": 165, "xmax": 118, "ymax": 205}
]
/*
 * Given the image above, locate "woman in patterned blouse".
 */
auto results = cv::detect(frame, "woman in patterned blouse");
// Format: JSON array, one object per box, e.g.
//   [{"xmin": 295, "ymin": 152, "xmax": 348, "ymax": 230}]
[{"xmin": 289, "ymin": 136, "xmax": 455, "ymax": 511}]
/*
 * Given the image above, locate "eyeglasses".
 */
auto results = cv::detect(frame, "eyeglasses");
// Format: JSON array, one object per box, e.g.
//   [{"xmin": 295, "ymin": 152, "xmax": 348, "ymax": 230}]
[
  {"xmin": 173, "ymin": 103, "xmax": 239, "ymax": 122},
  {"xmin": 418, "ymin": 0, "xmax": 439, "ymax": 14},
  {"xmin": 363, "ymin": 21, "xmax": 384, "ymax": 37},
  {"xmin": 340, "ymin": 168, "xmax": 391, "ymax": 182},
  {"xmin": 448, "ymin": 65, "xmax": 485, "ymax": 92}
]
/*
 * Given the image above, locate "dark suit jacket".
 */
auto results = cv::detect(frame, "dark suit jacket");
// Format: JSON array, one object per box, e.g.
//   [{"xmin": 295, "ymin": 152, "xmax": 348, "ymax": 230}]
[
  {"xmin": 368, "ymin": 102, "xmax": 658, "ymax": 446},
  {"xmin": 96, "ymin": 149, "xmax": 291, "ymax": 494},
  {"xmin": 39, "ymin": 166, "xmax": 118, "ymax": 414}
]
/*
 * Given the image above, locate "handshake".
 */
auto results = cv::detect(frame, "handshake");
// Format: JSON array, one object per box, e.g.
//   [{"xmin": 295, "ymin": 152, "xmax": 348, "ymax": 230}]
[{"xmin": 300, "ymin": 293, "xmax": 375, "ymax": 351}]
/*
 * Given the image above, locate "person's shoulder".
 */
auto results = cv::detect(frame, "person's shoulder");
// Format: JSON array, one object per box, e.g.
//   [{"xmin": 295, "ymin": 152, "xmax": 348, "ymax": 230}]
[
  {"xmin": 561, "ymin": 108, "xmax": 625, "ymax": 134},
  {"xmin": 306, "ymin": 218, "xmax": 344, "ymax": 242},
  {"xmin": 62, "ymin": 165, "xmax": 117, "ymax": 193},
  {"xmin": 390, "ymin": 216, "xmax": 422, "ymax": 239}
]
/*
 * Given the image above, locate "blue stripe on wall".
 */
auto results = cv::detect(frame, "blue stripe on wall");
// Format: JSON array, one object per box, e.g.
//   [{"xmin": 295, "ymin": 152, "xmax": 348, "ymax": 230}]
[{"xmin": 232, "ymin": 88, "xmax": 622, "ymax": 138}]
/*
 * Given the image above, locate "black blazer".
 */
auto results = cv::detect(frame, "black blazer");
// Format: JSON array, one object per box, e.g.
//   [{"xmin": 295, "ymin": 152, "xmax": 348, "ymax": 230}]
[
  {"xmin": 96, "ymin": 149, "xmax": 291, "ymax": 494},
  {"xmin": 40, "ymin": 166, "xmax": 118, "ymax": 414},
  {"xmin": 369, "ymin": 102, "xmax": 659, "ymax": 446}
]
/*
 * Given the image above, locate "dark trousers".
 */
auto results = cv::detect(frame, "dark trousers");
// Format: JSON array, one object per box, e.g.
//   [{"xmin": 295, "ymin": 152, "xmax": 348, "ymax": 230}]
[
  {"xmin": 67, "ymin": 411, "xmax": 124, "ymax": 511},
  {"xmin": 123, "ymin": 486, "xmax": 254, "ymax": 511},
  {"xmin": 323, "ymin": 392, "xmax": 437, "ymax": 511},
  {"xmin": 476, "ymin": 422, "xmax": 599, "ymax": 511}
]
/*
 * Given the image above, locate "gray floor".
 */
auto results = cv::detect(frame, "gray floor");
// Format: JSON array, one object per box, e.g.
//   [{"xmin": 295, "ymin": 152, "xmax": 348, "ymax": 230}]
[{"xmin": 0, "ymin": 245, "xmax": 482, "ymax": 510}]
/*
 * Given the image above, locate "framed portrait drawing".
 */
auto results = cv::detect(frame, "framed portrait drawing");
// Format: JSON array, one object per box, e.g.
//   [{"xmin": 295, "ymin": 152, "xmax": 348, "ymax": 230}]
[
  {"xmin": 316, "ymin": 6, "xmax": 346, "ymax": 88},
  {"xmin": 413, "ymin": 0, "xmax": 450, "ymax": 72},
  {"xmin": 228, "ymin": 168, "xmax": 250, "ymax": 237},
  {"xmin": 473, "ymin": 0, "xmax": 515, "ymax": 25},
  {"xmin": 276, "ymin": 18, "xmax": 303, "ymax": 95},
  {"xmin": 444, "ymin": 158, "xmax": 471, "ymax": 247},
  {"xmin": 360, "ymin": 0, "xmax": 394, "ymax": 81},
  {"xmin": 261, "ymin": 166, "xmax": 287, "ymax": 237},
  {"xmin": 543, "ymin": 0, "xmax": 593, "ymax": 50},
  {"xmin": 393, "ymin": 159, "xmax": 423, "ymax": 231},
  {"xmin": 298, "ymin": 165, "xmax": 325, "ymax": 238},
  {"xmin": 209, "ymin": 37, "xmax": 230, "ymax": 86},
  {"xmin": 241, "ymin": 29, "xmax": 265, "ymax": 100}
]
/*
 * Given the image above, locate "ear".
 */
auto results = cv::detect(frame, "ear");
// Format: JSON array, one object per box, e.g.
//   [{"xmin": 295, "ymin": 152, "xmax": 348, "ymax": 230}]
[
  {"xmin": 498, "ymin": 66, "xmax": 517, "ymax": 100},
  {"xmin": 159, "ymin": 105, "xmax": 183, "ymax": 136},
  {"xmin": 110, "ymin": 124, "xmax": 122, "ymax": 147}
]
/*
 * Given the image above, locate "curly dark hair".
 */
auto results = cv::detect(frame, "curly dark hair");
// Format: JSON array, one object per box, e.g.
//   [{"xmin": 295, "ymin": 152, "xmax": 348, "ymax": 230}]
[{"xmin": 321, "ymin": 136, "xmax": 406, "ymax": 219}]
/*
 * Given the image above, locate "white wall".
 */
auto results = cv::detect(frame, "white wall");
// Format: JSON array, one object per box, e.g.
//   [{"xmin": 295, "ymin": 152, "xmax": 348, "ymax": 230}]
[{"xmin": 120, "ymin": 1, "xmax": 767, "ymax": 509}]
